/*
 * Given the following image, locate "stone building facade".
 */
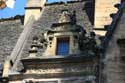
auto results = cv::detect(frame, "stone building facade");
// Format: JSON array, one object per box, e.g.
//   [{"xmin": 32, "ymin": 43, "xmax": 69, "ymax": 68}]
[{"xmin": 0, "ymin": 0, "xmax": 125, "ymax": 83}]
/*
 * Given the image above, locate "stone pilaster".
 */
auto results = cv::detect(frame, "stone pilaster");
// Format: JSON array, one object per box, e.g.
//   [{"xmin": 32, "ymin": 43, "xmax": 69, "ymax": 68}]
[{"xmin": 94, "ymin": 0, "xmax": 121, "ymax": 36}]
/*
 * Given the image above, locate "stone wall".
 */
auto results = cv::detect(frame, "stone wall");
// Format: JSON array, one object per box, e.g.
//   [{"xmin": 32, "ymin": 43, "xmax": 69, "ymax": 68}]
[
  {"xmin": 95, "ymin": 0, "xmax": 121, "ymax": 28},
  {"xmin": 94, "ymin": 0, "xmax": 121, "ymax": 36},
  {"xmin": 104, "ymin": 6, "xmax": 125, "ymax": 83}
]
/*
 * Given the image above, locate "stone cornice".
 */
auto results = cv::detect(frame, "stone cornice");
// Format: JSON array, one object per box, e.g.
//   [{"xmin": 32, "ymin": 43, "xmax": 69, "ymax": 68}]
[
  {"xmin": 9, "ymin": 72, "xmax": 95, "ymax": 81},
  {"xmin": 25, "ymin": 7, "xmax": 42, "ymax": 10}
]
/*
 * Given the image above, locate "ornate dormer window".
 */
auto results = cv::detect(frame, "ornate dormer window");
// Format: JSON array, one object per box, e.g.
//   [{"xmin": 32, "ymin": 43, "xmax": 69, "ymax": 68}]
[{"xmin": 27, "ymin": 9, "xmax": 98, "ymax": 57}]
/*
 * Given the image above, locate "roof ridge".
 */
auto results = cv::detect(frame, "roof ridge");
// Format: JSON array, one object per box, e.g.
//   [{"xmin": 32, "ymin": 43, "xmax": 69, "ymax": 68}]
[
  {"xmin": 0, "ymin": 15, "xmax": 24, "ymax": 23},
  {"xmin": 45, "ymin": 0, "xmax": 90, "ymax": 6}
]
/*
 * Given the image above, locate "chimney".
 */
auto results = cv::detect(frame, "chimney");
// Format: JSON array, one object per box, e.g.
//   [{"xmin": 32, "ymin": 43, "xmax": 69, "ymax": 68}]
[{"xmin": 24, "ymin": 0, "xmax": 47, "ymax": 25}]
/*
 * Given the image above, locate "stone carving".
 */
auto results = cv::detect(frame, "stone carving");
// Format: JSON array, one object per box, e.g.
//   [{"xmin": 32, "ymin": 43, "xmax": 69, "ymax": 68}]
[
  {"xmin": 79, "ymin": 32, "xmax": 99, "ymax": 55},
  {"xmin": 32, "ymin": 34, "xmax": 48, "ymax": 49},
  {"xmin": 70, "ymin": 10, "xmax": 77, "ymax": 24},
  {"xmin": 28, "ymin": 34, "xmax": 48, "ymax": 57},
  {"xmin": 59, "ymin": 9, "xmax": 77, "ymax": 24}
]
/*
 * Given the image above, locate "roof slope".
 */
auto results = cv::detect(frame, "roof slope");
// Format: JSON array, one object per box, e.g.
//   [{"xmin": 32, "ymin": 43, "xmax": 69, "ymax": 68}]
[{"xmin": 0, "ymin": 20, "xmax": 23, "ymax": 64}]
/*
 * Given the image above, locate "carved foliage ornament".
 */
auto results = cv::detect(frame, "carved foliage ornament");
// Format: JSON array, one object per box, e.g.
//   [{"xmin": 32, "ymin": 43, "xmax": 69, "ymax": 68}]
[{"xmin": 78, "ymin": 32, "xmax": 99, "ymax": 55}]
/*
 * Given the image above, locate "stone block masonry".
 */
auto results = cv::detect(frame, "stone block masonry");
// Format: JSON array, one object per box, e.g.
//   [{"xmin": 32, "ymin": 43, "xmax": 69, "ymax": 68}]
[{"xmin": 94, "ymin": 0, "xmax": 121, "ymax": 29}]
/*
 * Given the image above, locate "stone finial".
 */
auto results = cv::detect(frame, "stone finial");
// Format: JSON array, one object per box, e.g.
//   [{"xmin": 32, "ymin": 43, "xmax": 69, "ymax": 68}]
[
  {"xmin": 29, "ymin": 39, "xmax": 38, "ymax": 58},
  {"xmin": 28, "ymin": 37, "xmax": 38, "ymax": 57},
  {"xmin": 59, "ymin": 10, "xmax": 77, "ymax": 24},
  {"xmin": 29, "ymin": 46, "xmax": 38, "ymax": 57},
  {"xmin": 59, "ymin": 10, "xmax": 71, "ymax": 23},
  {"xmin": 2, "ymin": 56, "xmax": 11, "ymax": 77}
]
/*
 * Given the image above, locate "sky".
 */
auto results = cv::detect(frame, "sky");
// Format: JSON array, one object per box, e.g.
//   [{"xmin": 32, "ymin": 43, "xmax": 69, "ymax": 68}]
[{"xmin": 0, "ymin": 0, "xmax": 70, "ymax": 18}]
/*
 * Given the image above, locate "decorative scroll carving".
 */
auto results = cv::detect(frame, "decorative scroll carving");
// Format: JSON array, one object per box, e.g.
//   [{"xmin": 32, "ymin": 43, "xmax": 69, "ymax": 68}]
[{"xmin": 28, "ymin": 34, "xmax": 48, "ymax": 57}]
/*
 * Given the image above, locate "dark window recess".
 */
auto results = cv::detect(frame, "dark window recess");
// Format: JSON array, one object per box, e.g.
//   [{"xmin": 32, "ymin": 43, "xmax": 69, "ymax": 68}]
[{"xmin": 56, "ymin": 38, "xmax": 69, "ymax": 55}]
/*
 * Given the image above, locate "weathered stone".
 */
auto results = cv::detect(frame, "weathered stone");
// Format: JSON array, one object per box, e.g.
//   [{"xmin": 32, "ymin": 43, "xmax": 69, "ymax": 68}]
[{"xmin": 104, "ymin": 6, "xmax": 125, "ymax": 83}]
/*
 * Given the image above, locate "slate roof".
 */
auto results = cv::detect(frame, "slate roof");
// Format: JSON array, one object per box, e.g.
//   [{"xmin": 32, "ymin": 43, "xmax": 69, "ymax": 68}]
[
  {"xmin": 21, "ymin": 0, "xmax": 95, "ymax": 58},
  {"xmin": 0, "ymin": 20, "xmax": 23, "ymax": 64}
]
